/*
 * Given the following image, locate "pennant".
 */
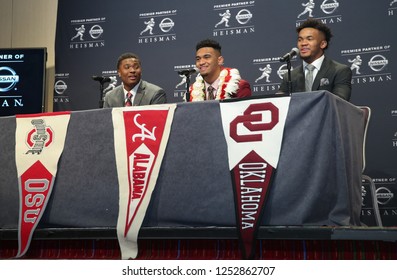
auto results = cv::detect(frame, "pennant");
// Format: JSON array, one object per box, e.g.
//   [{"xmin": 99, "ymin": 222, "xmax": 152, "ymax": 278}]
[
  {"xmin": 15, "ymin": 112, "xmax": 71, "ymax": 258},
  {"xmin": 220, "ymin": 97, "xmax": 291, "ymax": 259},
  {"xmin": 112, "ymin": 104, "xmax": 176, "ymax": 259}
]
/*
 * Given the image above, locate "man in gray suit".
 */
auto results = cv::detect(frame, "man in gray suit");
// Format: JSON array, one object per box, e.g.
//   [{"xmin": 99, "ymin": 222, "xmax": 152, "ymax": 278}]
[
  {"xmin": 103, "ymin": 52, "xmax": 167, "ymax": 107},
  {"xmin": 278, "ymin": 18, "xmax": 352, "ymax": 101}
]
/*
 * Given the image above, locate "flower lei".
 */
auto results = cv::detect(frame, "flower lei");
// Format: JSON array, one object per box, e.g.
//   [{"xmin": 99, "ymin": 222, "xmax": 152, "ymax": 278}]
[{"xmin": 189, "ymin": 68, "xmax": 241, "ymax": 101}]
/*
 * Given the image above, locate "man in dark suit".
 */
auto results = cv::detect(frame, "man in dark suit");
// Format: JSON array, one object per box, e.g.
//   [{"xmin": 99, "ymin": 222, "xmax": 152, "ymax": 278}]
[
  {"xmin": 278, "ymin": 18, "xmax": 352, "ymax": 101},
  {"xmin": 189, "ymin": 39, "xmax": 251, "ymax": 101},
  {"xmin": 103, "ymin": 52, "xmax": 167, "ymax": 107}
]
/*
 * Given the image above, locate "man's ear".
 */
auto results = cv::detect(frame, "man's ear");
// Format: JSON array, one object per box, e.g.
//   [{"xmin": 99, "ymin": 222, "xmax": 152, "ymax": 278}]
[
  {"xmin": 320, "ymin": 40, "xmax": 327, "ymax": 50},
  {"xmin": 218, "ymin": 55, "xmax": 224, "ymax": 65}
]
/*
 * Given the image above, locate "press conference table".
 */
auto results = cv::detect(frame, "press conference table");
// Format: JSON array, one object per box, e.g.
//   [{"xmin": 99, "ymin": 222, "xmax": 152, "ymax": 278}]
[{"xmin": 0, "ymin": 91, "xmax": 366, "ymax": 240}]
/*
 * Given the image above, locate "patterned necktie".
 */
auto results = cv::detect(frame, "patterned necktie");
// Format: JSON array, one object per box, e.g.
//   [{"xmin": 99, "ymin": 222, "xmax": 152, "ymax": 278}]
[
  {"xmin": 305, "ymin": 64, "xmax": 315, "ymax": 92},
  {"xmin": 125, "ymin": 91, "xmax": 132, "ymax": 106},
  {"xmin": 207, "ymin": 86, "xmax": 215, "ymax": 100}
]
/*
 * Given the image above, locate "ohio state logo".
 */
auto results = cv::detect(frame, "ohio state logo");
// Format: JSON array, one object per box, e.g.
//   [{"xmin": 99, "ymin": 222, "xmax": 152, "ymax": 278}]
[
  {"xmin": 25, "ymin": 119, "xmax": 54, "ymax": 155},
  {"xmin": 230, "ymin": 102, "xmax": 279, "ymax": 142}
]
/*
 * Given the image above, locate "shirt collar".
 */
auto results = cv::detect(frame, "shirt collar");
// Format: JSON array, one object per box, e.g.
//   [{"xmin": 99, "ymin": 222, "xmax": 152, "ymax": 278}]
[
  {"xmin": 303, "ymin": 55, "xmax": 325, "ymax": 71},
  {"xmin": 204, "ymin": 78, "xmax": 220, "ymax": 92},
  {"xmin": 123, "ymin": 80, "xmax": 141, "ymax": 96}
]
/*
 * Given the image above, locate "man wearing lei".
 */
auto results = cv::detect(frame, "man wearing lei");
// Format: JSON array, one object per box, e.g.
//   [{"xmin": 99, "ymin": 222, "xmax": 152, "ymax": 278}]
[{"xmin": 188, "ymin": 39, "xmax": 252, "ymax": 101}]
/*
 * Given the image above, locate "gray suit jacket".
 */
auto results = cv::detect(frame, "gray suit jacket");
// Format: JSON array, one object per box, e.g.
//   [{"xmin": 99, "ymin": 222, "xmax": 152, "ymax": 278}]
[
  {"xmin": 103, "ymin": 80, "xmax": 167, "ymax": 108},
  {"xmin": 279, "ymin": 56, "xmax": 352, "ymax": 101}
]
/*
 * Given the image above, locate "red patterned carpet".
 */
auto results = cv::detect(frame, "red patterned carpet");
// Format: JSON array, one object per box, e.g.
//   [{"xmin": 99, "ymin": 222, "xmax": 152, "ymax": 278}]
[{"xmin": 1, "ymin": 239, "xmax": 396, "ymax": 260}]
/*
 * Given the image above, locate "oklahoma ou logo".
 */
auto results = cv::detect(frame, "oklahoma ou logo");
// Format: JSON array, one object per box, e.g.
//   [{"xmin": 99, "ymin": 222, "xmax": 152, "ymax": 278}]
[{"xmin": 230, "ymin": 102, "xmax": 279, "ymax": 142}]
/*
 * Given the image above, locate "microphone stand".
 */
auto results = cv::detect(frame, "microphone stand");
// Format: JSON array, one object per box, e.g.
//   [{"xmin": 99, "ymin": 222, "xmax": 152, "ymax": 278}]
[
  {"xmin": 286, "ymin": 58, "xmax": 293, "ymax": 96},
  {"xmin": 184, "ymin": 73, "xmax": 192, "ymax": 102},
  {"xmin": 94, "ymin": 80, "xmax": 108, "ymax": 108}
]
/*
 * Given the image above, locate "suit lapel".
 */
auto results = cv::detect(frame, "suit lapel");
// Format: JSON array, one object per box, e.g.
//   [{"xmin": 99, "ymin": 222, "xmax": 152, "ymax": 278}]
[
  {"xmin": 117, "ymin": 86, "xmax": 125, "ymax": 106},
  {"xmin": 296, "ymin": 66, "xmax": 306, "ymax": 92},
  {"xmin": 133, "ymin": 80, "xmax": 145, "ymax": 106},
  {"xmin": 312, "ymin": 57, "xmax": 331, "ymax": 90}
]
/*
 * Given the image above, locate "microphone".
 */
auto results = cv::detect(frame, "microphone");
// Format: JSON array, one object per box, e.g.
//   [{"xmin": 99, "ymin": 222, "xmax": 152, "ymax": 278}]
[
  {"xmin": 92, "ymin": 76, "xmax": 111, "ymax": 83},
  {"xmin": 177, "ymin": 68, "xmax": 198, "ymax": 76},
  {"xmin": 279, "ymin": 47, "xmax": 299, "ymax": 62}
]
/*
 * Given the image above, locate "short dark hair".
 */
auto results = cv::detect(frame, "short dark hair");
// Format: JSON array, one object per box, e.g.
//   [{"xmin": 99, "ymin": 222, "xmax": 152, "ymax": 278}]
[
  {"xmin": 297, "ymin": 18, "xmax": 333, "ymax": 49},
  {"xmin": 195, "ymin": 39, "xmax": 222, "ymax": 54},
  {"xmin": 117, "ymin": 52, "xmax": 140, "ymax": 69}
]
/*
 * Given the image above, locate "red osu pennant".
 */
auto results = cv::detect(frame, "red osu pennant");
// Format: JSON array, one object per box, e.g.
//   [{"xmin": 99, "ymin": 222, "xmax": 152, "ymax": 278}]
[
  {"xmin": 15, "ymin": 112, "xmax": 71, "ymax": 258},
  {"xmin": 17, "ymin": 161, "xmax": 54, "ymax": 257}
]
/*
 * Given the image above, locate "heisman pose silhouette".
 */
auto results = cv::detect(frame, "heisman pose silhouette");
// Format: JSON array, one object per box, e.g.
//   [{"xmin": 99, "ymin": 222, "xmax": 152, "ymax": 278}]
[
  {"xmin": 297, "ymin": 0, "xmax": 315, "ymax": 18},
  {"xmin": 215, "ymin": 10, "xmax": 231, "ymax": 28},
  {"xmin": 140, "ymin": 18, "xmax": 155, "ymax": 35},
  {"xmin": 348, "ymin": 55, "xmax": 363, "ymax": 75},
  {"xmin": 255, "ymin": 64, "xmax": 272, "ymax": 83},
  {"xmin": 71, "ymin": 25, "xmax": 85, "ymax": 41},
  {"xmin": 175, "ymin": 74, "xmax": 187, "ymax": 89}
]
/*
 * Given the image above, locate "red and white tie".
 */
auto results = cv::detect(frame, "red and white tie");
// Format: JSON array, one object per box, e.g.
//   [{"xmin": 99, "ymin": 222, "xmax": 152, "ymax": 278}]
[{"xmin": 125, "ymin": 92, "xmax": 132, "ymax": 106}]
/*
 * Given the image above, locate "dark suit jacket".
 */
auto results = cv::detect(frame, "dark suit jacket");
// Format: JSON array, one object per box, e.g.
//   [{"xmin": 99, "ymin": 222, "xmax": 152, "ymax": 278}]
[
  {"xmin": 103, "ymin": 80, "xmax": 167, "ymax": 108},
  {"xmin": 279, "ymin": 56, "xmax": 352, "ymax": 101}
]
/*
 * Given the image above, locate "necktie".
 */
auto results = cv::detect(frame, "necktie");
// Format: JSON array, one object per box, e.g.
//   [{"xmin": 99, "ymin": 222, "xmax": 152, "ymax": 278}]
[
  {"xmin": 305, "ymin": 64, "xmax": 315, "ymax": 92},
  {"xmin": 125, "ymin": 92, "xmax": 132, "ymax": 106},
  {"xmin": 207, "ymin": 86, "xmax": 215, "ymax": 100}
]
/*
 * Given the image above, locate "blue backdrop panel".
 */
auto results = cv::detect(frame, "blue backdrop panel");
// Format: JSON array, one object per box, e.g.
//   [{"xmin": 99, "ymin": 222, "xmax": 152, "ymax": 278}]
[{"xmin": 53, "ymin": 0, "xmax": 397, "ymax": 226}]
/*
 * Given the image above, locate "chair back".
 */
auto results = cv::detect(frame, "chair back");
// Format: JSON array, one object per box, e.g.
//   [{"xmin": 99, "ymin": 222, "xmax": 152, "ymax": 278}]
[
  {"xmin": 357, "ymin": 106, "xmax": 383, "ymax": 227},
  {"xmin": 358, "ymin": 106, "xmax": 371, "ymax": 173}
]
